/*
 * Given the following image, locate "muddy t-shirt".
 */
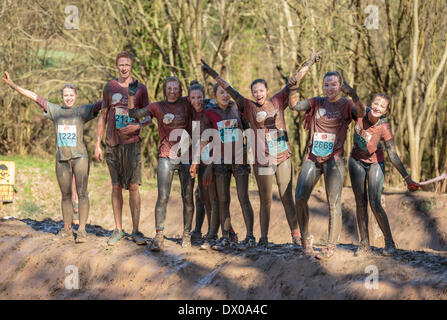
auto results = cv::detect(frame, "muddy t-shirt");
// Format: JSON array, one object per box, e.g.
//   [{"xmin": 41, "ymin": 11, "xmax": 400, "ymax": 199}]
[
  {"xmin": 351, "ymin": 108, "xmax": 393, "ymax": 163},
  {"xmin": 204, "ymin": 100, "xmax": 247, "ymax": 165},
  {"xmin": 41, "ymin": 99, "xmax": 102, "ymax": 162},
  {"xmin": 240, "ymin": 86, "xmax": 290, "ymax": 167},
  {"xmin": 145, "ymin": 97, "xmax": 192, "ymax": 159},
  {"xmin": 102, "ymin": 79, "xmax": 149, "ymax": 146},
  {"xmin": 305, "ymin": 97, "xmax": 354, "ymax": 163},
  {"xmin": 191, "ymin": 100, "xmax": 214, "ymax": 164}
]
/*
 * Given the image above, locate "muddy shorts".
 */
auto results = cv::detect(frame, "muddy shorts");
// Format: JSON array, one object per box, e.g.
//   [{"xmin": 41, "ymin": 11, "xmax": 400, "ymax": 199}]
[
  {"xmin": 105, "ymin": 142, "xmax": 142, "ymax": 190},
  {"xmin": 213, "ymin": 163, "xmax": 251, "ymax": 176}
]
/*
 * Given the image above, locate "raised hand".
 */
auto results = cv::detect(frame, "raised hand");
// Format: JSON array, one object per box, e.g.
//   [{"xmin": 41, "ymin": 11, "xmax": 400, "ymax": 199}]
[
  {"xmin": 304, "ymin": 50, "xmax": 322, "ymax": 66},
  {"xmin": 407, "ymin": 180, "xmax": 421, "ymax": 192},
  {"xmin": 200, "ymin": 59, "xmax": 219, "ymax": 78},
  {"xmin": 128, "ymin": 80, "xmax": 139, "ymax": 96},
  {"xmin": 2, "ymin": 71, "xmax": 16, "ymax": 89},
  {"xmin": 341, "ymin": 80, "xmax": 356, "ymax": 97}
]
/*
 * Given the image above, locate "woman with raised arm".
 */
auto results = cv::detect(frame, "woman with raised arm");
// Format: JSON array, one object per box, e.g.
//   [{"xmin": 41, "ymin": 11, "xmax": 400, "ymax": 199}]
[
  {"xmin": 289, "ymin": 71, "xmax": 366, "ymax": 259},
  {"xmin": 128, "ymin": 76, "xmax": 195, "ymax": 251},
  {"xmin": 2, "ymin": 72, "xmax": 101, "ymax": 243},
  {"xmin": 348, "ymin": 93, "xmax": 420, "ymax": 256},
  {"xmin": 201, "ymin": 52, "xmax": 320, "ymax": 248}
]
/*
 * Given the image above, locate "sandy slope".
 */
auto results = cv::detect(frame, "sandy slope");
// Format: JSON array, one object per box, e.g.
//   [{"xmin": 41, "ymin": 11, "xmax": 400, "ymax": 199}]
[{"xmin": 0, "ymin": 186, "xmax": 446, "ymax": 300}]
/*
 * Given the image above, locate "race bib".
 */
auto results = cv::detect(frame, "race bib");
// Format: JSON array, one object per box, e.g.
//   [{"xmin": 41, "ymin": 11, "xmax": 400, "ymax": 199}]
[
  {"xmin": 115, "ymin": 107, "xmax": 135, "ymax": 129},
  {"xmin": 217, "ymin": 119, "xmax": 239, "ymax": 143},
  {"xmin": 312, "ymin": 132, "xmax": 335, "ymax": 157},
  {"xmin": 266, "ymin": 130, "xmax": 288, "ymax": 155},
  {"xmin": 354, "ymin": 132, "xmax": 371, "ymax": 152},
  {"xmin": 201, "ymin": 143, "xmax": 211, "ymax": 161},
  {"xmin": 57, "ymin": 125, "xmax": 77, "ymax": 147}
]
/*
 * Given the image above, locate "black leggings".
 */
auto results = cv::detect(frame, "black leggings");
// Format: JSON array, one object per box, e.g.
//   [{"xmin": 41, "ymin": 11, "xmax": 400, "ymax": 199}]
[
  {"xmin": 55, "ymin": 157, "xmax": 90, "ymax": 228},
  {"xmin": 254, "ymin": 158, "xmax": 298, "ymax": 239},
  {"xmin": 154, "ymin": 157, "xmax": 194, "ymax": 233},
  {"xmin": 348, "ymin": 157, "xmax": 393, "ymax": 243},
  {"xmin": 295, "ymin": 158, "xmax": 345, "ymax": 244},
  {"xmin": 193, "ymin": 165, "xmax": 220, "ymax": 237},
  {"xmin": 214, "ymin": 164, "xmax": 254, "ymax": 239}
]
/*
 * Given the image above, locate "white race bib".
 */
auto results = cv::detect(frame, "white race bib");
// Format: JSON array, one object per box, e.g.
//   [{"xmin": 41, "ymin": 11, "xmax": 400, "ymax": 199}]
[
  {"xmin": 312, "ymin": 132, "xmax": 335, "ymax": 157},
  {"xmin": 57, "ymin": 125, "xmax": 77, "ymax": 147},
  {"xmin": 217, "ymin": 119, "xmax": 239, "ymax": 143}
]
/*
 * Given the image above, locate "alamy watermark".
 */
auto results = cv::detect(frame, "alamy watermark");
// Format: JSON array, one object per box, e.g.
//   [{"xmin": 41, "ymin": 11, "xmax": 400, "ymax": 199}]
[
  {"xmin": 364, "ymin": 265, "xmax": 379, "ymax": 290},
  {"xmin": 167, "ymin": 123, "xmax": 287, "ymax": 175},
  {"xmin": 364, "ymin": 5, "xmax": 379, "ymax": 30},
  {"xmin": 64, "ymin": 265, "xmax": 79, "ymax": 289},
  {"xmin": 64, "ymin": 5, "xmax": 79, "ymax": 30}
]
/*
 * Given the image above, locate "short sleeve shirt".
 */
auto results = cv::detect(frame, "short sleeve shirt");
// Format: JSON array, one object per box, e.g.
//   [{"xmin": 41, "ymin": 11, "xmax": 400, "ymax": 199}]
[
  {"xmin": 240, "ymin": 86, "xmax": 291, "ymax": 166},
  {"xmin": 102, "ymin": 79, "xmax": 149, "ymax": 146},
  {"xmin": 351, "ymin": 108, "xmax": 393, "ymax": 163},
  {"xmin": 144, "ymin": 97, "xmax": 192, "ymax": 159},
  {"xmin": 305, "ymin": 97, "xmax": 354, "ymax": 163},
  {"xmin": 43, "ymin": 100, "xmax": 102, "ymax": 161},
  {"xmin": 204, "ymin": 101, "xmax": 248, "ymax": 164}
]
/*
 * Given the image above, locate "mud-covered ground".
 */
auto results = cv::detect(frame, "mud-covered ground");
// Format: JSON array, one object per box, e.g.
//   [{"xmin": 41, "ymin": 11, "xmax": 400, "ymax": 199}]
[{"xmin": 1, "ymin": 182, "xmax": 447, "ymax": 300}]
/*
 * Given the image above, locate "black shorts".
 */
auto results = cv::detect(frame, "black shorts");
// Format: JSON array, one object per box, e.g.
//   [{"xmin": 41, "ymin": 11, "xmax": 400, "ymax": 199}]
[
  {"xmin": 105, "ymin": 142, "xmax": 142, "ymax": 189},
  {"xmin": 213, "ymin": 163, "xmax": 251, "ymax": 176}
]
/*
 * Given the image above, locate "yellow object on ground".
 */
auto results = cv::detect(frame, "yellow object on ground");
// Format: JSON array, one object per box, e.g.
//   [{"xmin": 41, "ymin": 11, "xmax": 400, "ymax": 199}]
[{"xmin": 0, "ymin": 161, "xmax": 15, "ymax": 203}]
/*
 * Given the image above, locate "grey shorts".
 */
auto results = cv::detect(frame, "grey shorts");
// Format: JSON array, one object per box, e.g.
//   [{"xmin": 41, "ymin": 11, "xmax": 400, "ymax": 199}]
[{"xmin": 105, "ymin": 142, "xmax": 142, "ymax": 190}]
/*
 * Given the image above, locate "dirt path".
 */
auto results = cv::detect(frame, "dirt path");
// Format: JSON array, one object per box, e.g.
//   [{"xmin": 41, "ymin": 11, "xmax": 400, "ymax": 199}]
[{"xmin": 1, "ymin": 187, "xmax": 446, "ymax": 299}]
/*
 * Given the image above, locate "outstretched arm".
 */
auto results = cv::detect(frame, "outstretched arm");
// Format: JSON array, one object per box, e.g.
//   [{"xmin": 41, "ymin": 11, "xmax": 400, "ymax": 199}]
[
  {"xmin": 384, "ymin": 139, "xmax": 420, "ymax": 191},
  {"xmin": 2, "ymin": 71, "xmax": 46, "ymax": 112},
  {"xmin": 340, "ymin": 81, "xmax": 366, "ymax": 118},
  {"xmin": 200, "ymin": 59, "xmax": 245, "ymax": 112},
  {"xmin": 288, "ymin": 50, "xmax": 321, "ymax": 108}
]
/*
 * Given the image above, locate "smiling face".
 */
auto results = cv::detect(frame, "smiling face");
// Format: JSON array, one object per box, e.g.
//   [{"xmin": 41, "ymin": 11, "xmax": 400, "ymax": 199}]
[
  {"xmin": 251, "ymin": 82, "xmax": 269, "ymax": 106},
  {"xmin": 62, "ymin": 87, "xmax": 77, "ymax": 108},
  {"xmin": 165, "ymin": 80, "xmax": 182, "ymax": 103},
  {"xmin": 323, "ymin": 75, "xmax": 342, "ymax": 101},
  {"xmin": 370, "ymin": 96, "xmax": 390, "ymax": 118},
  {"xmin": 116, "ymin": 57, "xmax": 132, "ymax": 80},
  {"xmin": 188, "ymin": 89, "xmax": 204, "ymax": 112},
  {"xmin": 215, "ymin": 85, "xmax": 230, "ymax": 109}
]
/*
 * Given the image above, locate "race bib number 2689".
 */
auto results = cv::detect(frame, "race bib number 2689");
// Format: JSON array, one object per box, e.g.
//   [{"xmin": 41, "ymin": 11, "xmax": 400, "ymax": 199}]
[{"xmin": 312, "ymin": 132, "xmax": 335, "ymax": 157}]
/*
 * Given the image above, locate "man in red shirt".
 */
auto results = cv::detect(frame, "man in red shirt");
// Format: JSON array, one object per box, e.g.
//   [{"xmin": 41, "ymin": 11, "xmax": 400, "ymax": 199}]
[{"xmin": 95, "ymin": 52, "xmax": 149, "ymax": 246}]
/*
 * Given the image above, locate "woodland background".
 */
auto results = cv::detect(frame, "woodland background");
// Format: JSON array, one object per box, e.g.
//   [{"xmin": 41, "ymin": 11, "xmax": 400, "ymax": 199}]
[{"xmin": 1, "ymin": 0, "xmax": 447, "ymax": 191}]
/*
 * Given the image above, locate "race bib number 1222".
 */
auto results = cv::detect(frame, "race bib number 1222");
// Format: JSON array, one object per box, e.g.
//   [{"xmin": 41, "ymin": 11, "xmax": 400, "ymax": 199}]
[{"xmin": 57, "ymin": 125, "xmax": 77, "ymax": 147}]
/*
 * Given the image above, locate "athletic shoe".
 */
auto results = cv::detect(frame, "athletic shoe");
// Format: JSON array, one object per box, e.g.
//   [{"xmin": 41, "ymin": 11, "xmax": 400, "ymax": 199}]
[
  {"xmin": 301, "ymin": 235, "xmax": 315, "ymax": 255},
  {"xmin": 54, "ymin": 227, "xmax": 73, "ymax": 241},
  {"xmin": 150, "ymin": 232, "xmax": 164, "ymax": 252},
  {"xmin": 315, "ymin": 244, "xmax": 336, "ymax": 260},
  {"xmin": 182, "ymin": 232, "xmax": 191, "ymax": 248},
  {"xmin": 292, "ymin": 235, "xmax": 300, "ymax": 250},
  {"xmin": 257, "ymin": 237, "xmax": 269, "ymax": 248},
  {"xmin": 240, "ymin": 235, "xmax": 256, "ymax": 249},
  {"xmin": 190, "ymin": 230, "xmax": 202, "ymax": 243},
  {"xmin": 383, "ymin": 239, "xmax": 396, "ymax": 256},
  {"xmin": 354, "ymin": 241, "xmax": 372, "ymax": 257},
  {"xmin": 108, "ymin": 228, "xmax": 125, "ymax": 246},
  {"xmin": 229, "ymin": 229, "xmax": 238, "ymax": 243},
  {"xmin": 130, "ymin": 231, "xmax": 146, "ymax": 245},
  {"xmin": 75, "ymin": 229, "xmax": 88, "ymax": 243},
  {"xmin": 200, "ymin": 234, "xmax": 217, "ymax": 250},
  {"xmin": 212, "ymin": 237, "xmax": 230, "ymax": 251}
]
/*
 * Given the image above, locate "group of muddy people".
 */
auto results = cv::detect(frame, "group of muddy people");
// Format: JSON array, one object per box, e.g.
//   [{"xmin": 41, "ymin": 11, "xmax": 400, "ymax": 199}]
[{"xmin": 2, "ymin": 49, "xmax": 422, "ymax": 260}]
